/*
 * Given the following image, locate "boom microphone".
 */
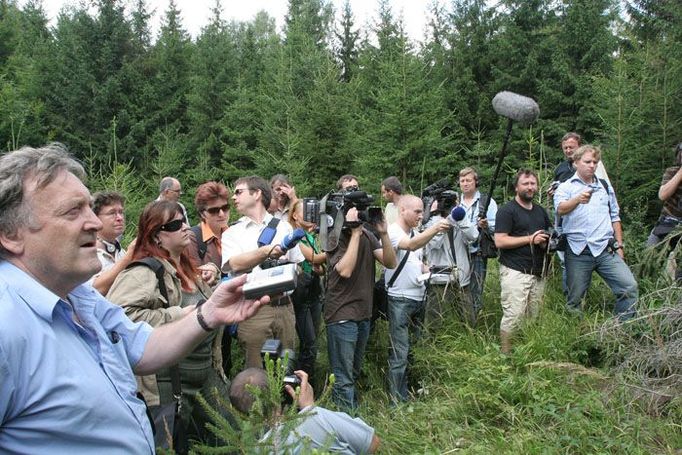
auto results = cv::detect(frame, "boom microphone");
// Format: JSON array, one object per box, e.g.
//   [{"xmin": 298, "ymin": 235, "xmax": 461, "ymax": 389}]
[
  {"xmin": 280, "ymin": 228, "xmax": 306, "ymax": 253},
  {"xmin": 481, "ymin": 90, "xmax": 541, "ymax": 218},
  {"xmin": 492, "ymin": 91, "xmax": 540, "ymax": 124},
  {"xmin": 446, "ymin": 206, "xmax": 467, "ymax": 224}
]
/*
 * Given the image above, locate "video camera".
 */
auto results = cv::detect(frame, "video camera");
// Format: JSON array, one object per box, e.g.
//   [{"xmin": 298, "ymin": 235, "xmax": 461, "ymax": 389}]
[
  {"xmin": 421, "ymin": 179, "xmax": 459, "ymax": 223},
  {"xmin": 261, "ymin": 339, "xmax": 300, "ymax": 405},
  {"xmin": 302, "ymin": 187, "xmax": 383, "ymax": 251}
]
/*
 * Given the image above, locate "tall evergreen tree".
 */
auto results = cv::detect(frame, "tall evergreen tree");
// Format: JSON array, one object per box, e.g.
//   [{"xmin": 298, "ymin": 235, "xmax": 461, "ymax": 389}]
[{"xmin": 335, "ymin": 0, "xmax": 359, "ymax": 82}]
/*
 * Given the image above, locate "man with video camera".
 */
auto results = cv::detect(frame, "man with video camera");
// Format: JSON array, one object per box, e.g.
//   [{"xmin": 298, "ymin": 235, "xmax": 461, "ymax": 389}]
[
  {"xmin": 325, "ymin": 175, "xmax": 397, "ymax": 412},
  {"xmin": 221, "ymin": 176, "xmax": 305, "ymax": 369}
]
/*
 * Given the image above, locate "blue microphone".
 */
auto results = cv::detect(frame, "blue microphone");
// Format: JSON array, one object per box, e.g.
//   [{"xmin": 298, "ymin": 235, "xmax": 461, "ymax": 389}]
[
  {"xmin": 280, "ymin": 228, "xmax": 306, "ymax": 252},
  {"xmin": 447, "ymin": 206, "xmax": 466, "ymax": 224}
]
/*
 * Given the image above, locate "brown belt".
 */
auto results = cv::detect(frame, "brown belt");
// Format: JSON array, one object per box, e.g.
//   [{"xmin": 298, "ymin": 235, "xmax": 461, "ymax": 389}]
[{"xmin": 269, "ymin": 296, "xmax": 291, "ymax": 307}]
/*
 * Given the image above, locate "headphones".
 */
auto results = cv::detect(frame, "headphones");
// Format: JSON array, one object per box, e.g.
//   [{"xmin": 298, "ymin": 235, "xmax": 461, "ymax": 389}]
[{"xmin": 99, "ymin": 238, "xmax": 121, "ymax": 254}]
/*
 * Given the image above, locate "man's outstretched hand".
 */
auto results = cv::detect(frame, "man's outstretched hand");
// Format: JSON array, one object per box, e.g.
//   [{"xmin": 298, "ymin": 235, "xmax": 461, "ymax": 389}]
[{"xmin": 201, "ymin": 274, "xmax": 270, "ymax": 329}]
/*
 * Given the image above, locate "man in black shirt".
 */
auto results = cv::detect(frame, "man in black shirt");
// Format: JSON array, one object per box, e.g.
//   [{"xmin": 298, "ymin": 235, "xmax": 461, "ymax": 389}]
[{"xmin": 494, "ymin": 169, "xmax": 551, "ymax": 354}]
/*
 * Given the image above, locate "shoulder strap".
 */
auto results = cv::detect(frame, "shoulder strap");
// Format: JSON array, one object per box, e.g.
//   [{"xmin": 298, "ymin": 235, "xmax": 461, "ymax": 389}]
[
  {"xmin": 599, "ymin": 178, "xmax": 614, "ymax": 215},
  {"xmin": 127, "ymin": 257, "xmax": 169, "ymax": 306},
  {"xmin": 126, "ymin": 257, "xmax": 181, "ymax": 397},
  {"xmin": 190, "ymin": 225, "xmax": 207, "ymax": 260},
  {"xmin": 478, "ymin": 193, "xmax": 489, "ymax": 218},
  {"xmin": 387, "ymin": 231, "xmax": 414, "ymax": 288},
  {"xmin": 257, "ymin": 217, "xmax": 281, "ymax": 247}
]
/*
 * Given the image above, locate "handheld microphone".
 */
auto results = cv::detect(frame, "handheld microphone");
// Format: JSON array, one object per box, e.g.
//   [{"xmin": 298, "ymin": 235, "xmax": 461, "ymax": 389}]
[
  {"xmin": 280, "ymin": 228, "xmax": 306, "ymax": 253},
  {"xmin": 447, "ymin": 206, "xmax": 466, "ymax": 224},
  {"xmin": 492, "ymin": 91, "xmax": 540, "ymax": 124}
]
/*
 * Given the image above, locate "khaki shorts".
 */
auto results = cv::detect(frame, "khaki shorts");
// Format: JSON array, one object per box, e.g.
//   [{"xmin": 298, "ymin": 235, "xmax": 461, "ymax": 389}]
[{"xmin": 499, "ymin": 264, "xmax": 545, "ymax": 333}]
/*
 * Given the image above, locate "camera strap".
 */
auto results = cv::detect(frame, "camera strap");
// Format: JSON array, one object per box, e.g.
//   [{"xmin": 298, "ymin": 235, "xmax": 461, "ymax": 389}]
[
  {"xmin": 387, "ymin": 231, "xmax": 414, "ymax": 288},
  {"xmin": 257, "ymin": 217, "xmax": 281, "ymax": 247},
  {"xmin": 447, "ymin": 228, "xmax": 458, "ymax": 267}
]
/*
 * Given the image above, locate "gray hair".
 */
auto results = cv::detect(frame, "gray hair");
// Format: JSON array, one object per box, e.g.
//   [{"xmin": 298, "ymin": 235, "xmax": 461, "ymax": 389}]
[
  {"xmin": 159, "ymin": 176, "xmax": 176, "ymax": 193},
  {"xmin": 0, "ymin": 143, "xmax": 86, "ymax": 258}
]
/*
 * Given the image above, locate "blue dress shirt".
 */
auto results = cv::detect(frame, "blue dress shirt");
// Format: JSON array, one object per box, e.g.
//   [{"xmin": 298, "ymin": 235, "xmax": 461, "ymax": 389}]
[
  {"xmin": 0, "ymin": 261, "xmax": 155, "ymax": 453},
  {"xmin": 554, "ymin": 173, "xmax": 620, "ymax": 256}
]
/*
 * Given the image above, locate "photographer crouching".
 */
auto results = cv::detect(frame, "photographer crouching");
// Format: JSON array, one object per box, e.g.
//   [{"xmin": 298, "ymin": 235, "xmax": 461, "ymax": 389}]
[{"xmin": 229, "ymin": 367, "xmax": 380, "ymax": 453}]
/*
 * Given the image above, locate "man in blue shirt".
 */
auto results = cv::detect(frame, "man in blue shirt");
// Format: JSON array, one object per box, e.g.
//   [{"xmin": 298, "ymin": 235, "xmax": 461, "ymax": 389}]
[
  {"xmin": 0, "ymin": 144, "xmax": 269, "ymax": 453},
  {"xmin": 554, "ymin": 144, "xmax": 637, "ymax": 320}
]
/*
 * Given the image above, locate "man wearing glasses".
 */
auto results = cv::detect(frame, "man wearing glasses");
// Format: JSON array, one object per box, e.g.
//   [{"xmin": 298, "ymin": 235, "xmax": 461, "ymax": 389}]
[
  {"xmin": 221, "ymin": 176, "xmax": 304, "ymax": 368},
  {"xmin": 554, "ymin": 145, "xmax": 638, "ymax": 320},
  {"xmin": 157, "ymin": 176, "xmax": 190, "ymax": 223},
  {"xmin": 89, "ymin": 191, "xmax": 136, "ymax": 295}
]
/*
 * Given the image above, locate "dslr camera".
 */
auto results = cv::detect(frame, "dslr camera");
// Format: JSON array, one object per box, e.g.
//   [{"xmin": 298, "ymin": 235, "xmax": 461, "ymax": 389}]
[
  {"xmin": 421, "ymin": 178, "xmax": 459, "ymax": 223},
  {"xmin": 543, "ymin": 227, "xmax": 564, "ymax": 253},
  {"xmin": 261, "ymin": 339, "xmax": 301, "ymax": 404}
]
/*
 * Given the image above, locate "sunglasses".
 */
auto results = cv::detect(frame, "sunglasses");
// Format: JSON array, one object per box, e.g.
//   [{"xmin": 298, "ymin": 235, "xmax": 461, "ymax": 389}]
[
  {"xmin": 159, "ymin": 218, "xmax": 184, "ymax": 232},
  {"xmin": 205, "ymin": 204, "xmax": 229, "ymax": 215},
  {"xmin": 234, "ymin": 188, "xmax": 250, "ymax": 196}
]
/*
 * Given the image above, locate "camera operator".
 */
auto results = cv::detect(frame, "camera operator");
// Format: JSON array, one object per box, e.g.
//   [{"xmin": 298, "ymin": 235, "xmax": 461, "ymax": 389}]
[
  {"xmin": 229, "ymin": 368, "xmax": 380, "ymax": 453},
  {"xmin": 494, "ymin": 169, "xmax": 552, "ymax": 355},
  {"xmin": 325, "ymin": 180, "xmax": 397, "ymax": 412},
  {"xmin": 458, "ymin": 167, "xmax": 497, "ymax": 325},
  {"xmin": 554, "ymin": 145, "xmax": 637, "ymax": 321},
  {"xmin": 270, "ymin": 174, "xmax": 298, "ymax": 222},
  {"xmin": 221, "ymin": 176, "xmax": 305, "ymax": 369},
  {"xmin": 423, "ymin": 194, "xmax": 479, "ymax": 329}
]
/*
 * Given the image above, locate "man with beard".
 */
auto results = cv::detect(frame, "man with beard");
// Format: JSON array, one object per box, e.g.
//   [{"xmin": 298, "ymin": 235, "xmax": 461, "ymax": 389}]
[
  {"xmin": 494, "ymin": 169, "xmax": 551, "ymax": 354},
  {"xmin": 555, "ymin": 145, "xmax": 637, "ymax": 320}
]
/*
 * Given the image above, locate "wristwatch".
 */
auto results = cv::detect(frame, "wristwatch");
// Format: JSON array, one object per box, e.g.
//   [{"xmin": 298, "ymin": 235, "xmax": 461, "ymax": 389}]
[{"xmin": 613, "ymin": 241, "xmax": 623, "ymax": 250}]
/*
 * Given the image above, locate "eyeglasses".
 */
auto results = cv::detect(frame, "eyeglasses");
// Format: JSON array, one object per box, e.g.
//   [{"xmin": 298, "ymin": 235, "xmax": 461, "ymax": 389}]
[
  {"xmin": 159, "ymin": 218, "xmax": 184, "ymax": 232},
  {"xmin": 205, "ymin": 204, "xmax": 229, "ymax": 215},
  {"xmin": 100, "ymin": 209, "xmax": 124, "ymax": 218},
  {"xmin": 234, "ymin": 188, "xmax": 250, "ymax": 196}
]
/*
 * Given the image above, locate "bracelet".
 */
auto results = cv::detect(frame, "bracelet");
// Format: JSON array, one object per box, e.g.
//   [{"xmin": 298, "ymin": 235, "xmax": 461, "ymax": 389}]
[{"xmin": 195, "ymin": 299, "xmax": 213, "ymax": 332}]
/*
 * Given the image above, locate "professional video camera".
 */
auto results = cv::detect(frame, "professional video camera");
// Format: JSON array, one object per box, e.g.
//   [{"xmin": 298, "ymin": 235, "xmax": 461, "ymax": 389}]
[
  {"xmin": 261, "ymin": 339, "xmax": 300, "ymax": 405},
  {"xmin": 421, "ymin": 178, "xmax": 459, "ymax": 223},
  {"xmin": 302, "ymin": 187, "xmax": 383, "ymax": 251}
]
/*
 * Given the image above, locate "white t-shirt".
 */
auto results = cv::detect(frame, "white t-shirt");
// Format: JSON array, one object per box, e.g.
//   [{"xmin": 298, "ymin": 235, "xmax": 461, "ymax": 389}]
[
  {"xmin": 221, "ymin": 213, "xmax": 304, "ymax": 273},
  {"xmin": 385, "ymin": 223, "xmax": 425, "ymax": 300}
]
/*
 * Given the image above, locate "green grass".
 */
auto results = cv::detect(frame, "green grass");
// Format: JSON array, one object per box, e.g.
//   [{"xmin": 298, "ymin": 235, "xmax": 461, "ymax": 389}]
[{"xmin": 308, "ymin": 260, "xmax": 682, "ymax": 454}]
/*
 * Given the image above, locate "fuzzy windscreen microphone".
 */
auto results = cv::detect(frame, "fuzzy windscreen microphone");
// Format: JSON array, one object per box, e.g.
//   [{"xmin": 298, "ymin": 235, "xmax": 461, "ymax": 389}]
[{"xmin": 492, "ymin": 91, "xmax": 540, "ymax": 124}]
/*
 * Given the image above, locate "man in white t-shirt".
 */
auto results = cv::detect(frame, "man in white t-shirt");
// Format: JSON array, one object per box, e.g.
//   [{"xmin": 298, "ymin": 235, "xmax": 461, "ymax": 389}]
[
  {"xmin": 221, "ymin": 175, "xmax": 304, "ymax": 368},
  {"xmin": 385, "ymin": 195, "xmax": 449, "ymax": 403}
]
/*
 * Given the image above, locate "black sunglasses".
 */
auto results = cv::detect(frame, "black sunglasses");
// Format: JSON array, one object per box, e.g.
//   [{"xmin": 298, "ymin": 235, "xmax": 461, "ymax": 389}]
[
  {"xmin": 205, "ymin": 204, "xmax": 229, "ymax": 215},
  {"xmin": 159, "ymin": 218, "xmax": 184, "ymax": 232}
]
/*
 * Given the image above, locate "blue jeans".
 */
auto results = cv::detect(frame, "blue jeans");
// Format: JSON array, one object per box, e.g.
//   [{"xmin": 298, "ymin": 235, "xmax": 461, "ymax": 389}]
[
  {"xmin": 468, "ymin": 253, "xmax": 488, "ymax": 324},
  {"xmin": 326, "ymin": 320, "xmax": 370, "ymax": 412},
  {"xmin": 387, "ymin": 295, "xmax": 425, "ymax": 402},
  {"xmin": 565, "ymin": 247, "xmax": 637, "ymax": 320}
]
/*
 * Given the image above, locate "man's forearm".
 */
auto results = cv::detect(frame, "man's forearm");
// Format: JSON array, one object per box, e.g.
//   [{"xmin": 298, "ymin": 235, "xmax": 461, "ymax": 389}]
[
  {"xmin": 334, "ymin": 231, "xmax": 361, "ymax": 278},
  {"xmin": 134, "ymin": 308, "xmax": 208, "ymax": 375},
  {"xmin": 557, "ymin": 198, "xmax": 579, "ymax": 216},
  {"xmin": 613, "ymin": 221, "xmax": 623, "ymax": 244},
  {"xmin": 495, "ymin": 232, "xmax": 533, "ymax": 249},
  {"xmin": 226, "ymin": 245, "xmax": 278, "ymax": 273},
  {"xmin": 93, "ymin": 257, "xmax": 133, "ymax": 295},
  {"xmin": 378, "ymin": 232, "xmax": 397, "ymax": 268}
]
